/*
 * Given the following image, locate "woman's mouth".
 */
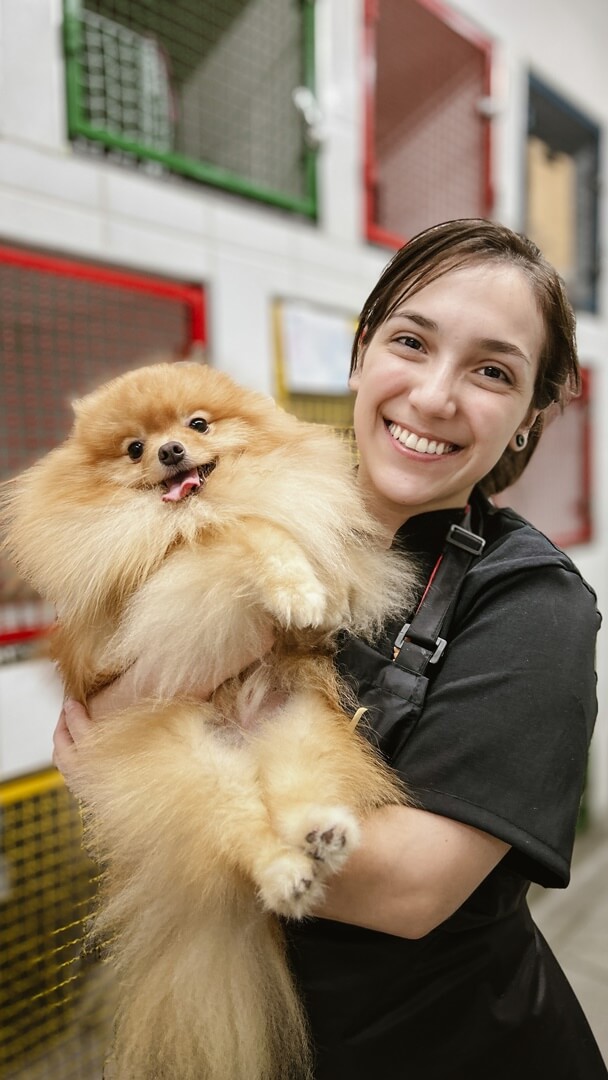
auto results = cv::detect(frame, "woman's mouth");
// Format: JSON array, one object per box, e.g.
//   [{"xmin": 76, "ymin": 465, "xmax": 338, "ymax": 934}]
[{"xmin": 386, "ymin": 421, "xmax": 459, "ymax": 456}]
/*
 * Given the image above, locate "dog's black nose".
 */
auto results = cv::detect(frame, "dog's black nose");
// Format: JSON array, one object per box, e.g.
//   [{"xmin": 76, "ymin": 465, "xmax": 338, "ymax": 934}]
[{"xmin": 158, "ymin": 442, "xmax": 186, "ymax": 466}]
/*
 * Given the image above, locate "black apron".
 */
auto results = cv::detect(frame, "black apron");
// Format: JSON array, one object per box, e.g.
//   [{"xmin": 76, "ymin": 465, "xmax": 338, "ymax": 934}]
[
  {"xmin": 336, "ymin": 510, "xmax": 485, "ymax": 764},
  {"xmin": 286, "ymin": 511, "xmax": 608, "ymax": 1079}
]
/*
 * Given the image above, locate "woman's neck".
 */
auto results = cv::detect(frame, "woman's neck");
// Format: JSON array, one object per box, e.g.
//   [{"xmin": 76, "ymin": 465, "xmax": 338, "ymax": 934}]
[{"xmin": 360, "ymin": 488, "xmax": 473, "ymax": 540}]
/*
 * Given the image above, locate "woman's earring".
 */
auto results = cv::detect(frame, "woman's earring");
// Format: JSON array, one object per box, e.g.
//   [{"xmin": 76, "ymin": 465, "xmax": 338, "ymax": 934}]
[{"xmin": 514, "ymin": 432, "xmax": 527, "ymax": 450}]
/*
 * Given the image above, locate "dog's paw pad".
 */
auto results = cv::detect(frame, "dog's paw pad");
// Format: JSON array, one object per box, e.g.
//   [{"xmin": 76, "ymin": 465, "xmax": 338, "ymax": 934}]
[
  {"xmin": 281, "ymin": 806, "xmax": 360, "ymax": 877},
  {"xmin": 256, "ymin": 852, "xmax": 325, "ymax": 919}
]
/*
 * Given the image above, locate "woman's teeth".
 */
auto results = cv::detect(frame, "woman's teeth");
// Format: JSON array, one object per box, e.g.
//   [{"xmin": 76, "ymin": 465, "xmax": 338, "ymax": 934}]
[{"xmin": 387, "ymin": 422, "xmax": 456, "ymax": 456}]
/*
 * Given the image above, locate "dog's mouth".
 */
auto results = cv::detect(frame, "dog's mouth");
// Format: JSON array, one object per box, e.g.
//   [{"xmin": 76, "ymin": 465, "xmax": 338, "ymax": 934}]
[{"xmin": 161, "ymin": 460, "xmax": 217, "ymax": 503}]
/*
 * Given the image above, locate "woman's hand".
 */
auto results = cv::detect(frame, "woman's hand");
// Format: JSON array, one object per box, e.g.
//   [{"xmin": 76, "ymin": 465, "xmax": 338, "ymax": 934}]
[
  {"xmin": 51, "ymin": 659, "xmax": 155, "ymax": 786},
  {"xmin": 51, "ymin": 657, "xmax": 207, "ymax": 790},
  {"xmin": 52, "ymin": 628, "xmax": 277, "ymax": 789}
]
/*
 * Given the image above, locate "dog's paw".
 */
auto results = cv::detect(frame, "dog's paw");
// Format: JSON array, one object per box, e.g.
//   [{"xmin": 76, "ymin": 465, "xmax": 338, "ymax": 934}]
[
  {"xmin": 263, "ymin": 557, "xmax": 328, "ymax": 629},
  {"xmin": 315, "ymin": 591, "xmax": 352, "ymax": 633},
  {"xmin": 256, "ymin": 851, "xmax": 326, "ymax": 919},
  {"xmin": 279, "ymin": 806, "xmax": 361, "ymax": 878}
]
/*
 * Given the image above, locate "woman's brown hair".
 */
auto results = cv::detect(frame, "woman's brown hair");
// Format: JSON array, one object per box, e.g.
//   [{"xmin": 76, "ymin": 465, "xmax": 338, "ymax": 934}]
[{"xmin": 351, "ymin": 219, "xmax": 580, "ymax": 495}]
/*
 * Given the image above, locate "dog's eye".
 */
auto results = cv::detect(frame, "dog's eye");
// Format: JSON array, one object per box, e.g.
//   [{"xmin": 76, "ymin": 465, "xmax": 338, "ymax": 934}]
[
  {"xmin": 127, "ymin": 441, "xmax": 144, "ymax": 461},
  {"xmin": 189, "ymin": 417, "xmax": 209, "ymax": 433}
]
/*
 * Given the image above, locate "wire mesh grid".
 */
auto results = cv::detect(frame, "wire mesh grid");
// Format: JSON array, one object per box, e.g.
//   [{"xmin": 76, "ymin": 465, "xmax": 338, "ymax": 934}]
[
  {"xmin": 82, "ymin": 8, "xmax": 175, "ymax": 153},
  {"xmin": 276, "ymin": 392, "xmax": 355, "ymax": 429},
  {"xmin": 0, "ymin": 771, "xmax": 111, "ymax": 1080},
  {"xmin": 65, "ymin": 0, "xmax": 315, "ymax": 213},
  {"xmin": 0, "ymin": 245, "xmax": 204, "ymax": 644},
  {"xmin": 367, "ymin": 0, "xmax": 491, "ymax": 244}
]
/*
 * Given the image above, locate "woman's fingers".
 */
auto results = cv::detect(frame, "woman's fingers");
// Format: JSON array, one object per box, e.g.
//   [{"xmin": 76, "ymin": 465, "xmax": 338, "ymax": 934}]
[
  {"xmin": 52, "ymin": 698, "xmax": 94, "ymax": 779},
  {"xmin": 63, "ymin": 697, "xmax": 94, "ymax": 742},
  {"xmin": 52, "ymin": 706, "xmax": 72, "ymax": 756},
  {"xmin": 52, "ymin": 707, "xmax": 75, "ymax": 777}
]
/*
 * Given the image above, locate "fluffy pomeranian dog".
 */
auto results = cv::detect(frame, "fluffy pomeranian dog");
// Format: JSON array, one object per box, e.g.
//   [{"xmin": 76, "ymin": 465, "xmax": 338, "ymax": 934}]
[{"xmin": 1, "ymin": 361, "xmax": 416, "ymax": 1080}]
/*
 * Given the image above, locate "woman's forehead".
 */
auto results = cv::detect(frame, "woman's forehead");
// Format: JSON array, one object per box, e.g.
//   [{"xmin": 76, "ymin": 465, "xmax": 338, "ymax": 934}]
[{"xmin": 386, "ymin": 254, "xmax": 529, "ymax": 312}]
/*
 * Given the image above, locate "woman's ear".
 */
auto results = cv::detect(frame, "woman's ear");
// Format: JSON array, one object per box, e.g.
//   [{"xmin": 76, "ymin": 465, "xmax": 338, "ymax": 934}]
[
  {"xmin": 526, "ymin": 407, "xmax": 541, "ymax": 429},
  {"xmin": 349, "ymin": 346, "xmax": 365, "ymax": 391}
]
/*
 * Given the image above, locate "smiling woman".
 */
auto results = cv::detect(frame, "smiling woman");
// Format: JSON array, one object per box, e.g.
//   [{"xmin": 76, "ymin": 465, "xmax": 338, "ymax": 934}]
[{"xmin": 282, "ymin": 219, "xmax": 607, "ymax": 1079}]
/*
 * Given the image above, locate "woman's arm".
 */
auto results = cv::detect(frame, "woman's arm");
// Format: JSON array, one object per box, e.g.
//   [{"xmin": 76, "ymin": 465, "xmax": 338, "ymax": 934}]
[
  {"xmin": 53, "ymin": 698, "xmax": 508, "ymax": 940},
  {"xmin": 314, "ymin": 804, "xmax": 509, "ymax": 939},
  {"xmin": 54, "ymin": 692, "xmax": 508, "ymax": 941},
  {"xmin": 315, "ymin": 563, "xmax": 598, "ymax": 939}
]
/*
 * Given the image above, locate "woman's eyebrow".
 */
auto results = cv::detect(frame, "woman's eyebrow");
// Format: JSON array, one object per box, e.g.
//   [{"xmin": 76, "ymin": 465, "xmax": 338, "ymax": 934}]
[
  {"xmin": 477, "ymin": 338, "xmax": 531, "ymax": 365},
  {"xmin": 389, "ymin": 309, "xmax": 438, "ymax": 332}
]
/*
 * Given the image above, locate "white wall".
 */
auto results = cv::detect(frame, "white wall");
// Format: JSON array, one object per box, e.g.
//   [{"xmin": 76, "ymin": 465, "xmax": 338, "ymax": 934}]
[{"xmin": 0, "ymin": 0, "xmax": 607, "ymax": 822}]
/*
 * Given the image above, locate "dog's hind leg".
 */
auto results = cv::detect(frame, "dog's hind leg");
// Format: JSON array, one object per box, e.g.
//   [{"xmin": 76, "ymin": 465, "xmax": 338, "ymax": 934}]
[
  {"xmin": 249, "ymin": 687, "xmax": 406, "ymax": 914},
  {"xmin": 73, "ymin": 698, "xmax": 335, "ymax": 923}
]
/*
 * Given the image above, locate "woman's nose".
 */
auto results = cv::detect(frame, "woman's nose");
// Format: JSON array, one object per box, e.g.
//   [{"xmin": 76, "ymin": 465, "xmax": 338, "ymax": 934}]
[{"xmin": 407, "ymin": 365, "xmax": 457, "ymax": 419}]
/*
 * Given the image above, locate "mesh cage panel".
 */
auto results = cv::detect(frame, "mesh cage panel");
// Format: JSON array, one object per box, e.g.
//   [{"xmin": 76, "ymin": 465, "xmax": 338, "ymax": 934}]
[
  {"xmin": 367, "ymin": 0, "xmax": 491, "ymax": 244},
  {"xmin": 0, "ymin": 245, "xmax": 205, "ymax": 645},
  {"xmin": 0, "ymin": 771, "xmax": 111, "ymax": 1079},
  {"xmin": 277, "ymin": 392, "xmax": 355, "ymax": 428},
  {"xmin": 65, "ymin": 0, "xmax": 316, "ymax": 214}
]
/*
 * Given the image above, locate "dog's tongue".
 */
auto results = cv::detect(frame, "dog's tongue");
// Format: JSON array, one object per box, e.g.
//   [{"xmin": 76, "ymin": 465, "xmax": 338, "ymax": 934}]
[{"xmin": 162, "ymin": 468, "xmax": 201, "ymax": 503}]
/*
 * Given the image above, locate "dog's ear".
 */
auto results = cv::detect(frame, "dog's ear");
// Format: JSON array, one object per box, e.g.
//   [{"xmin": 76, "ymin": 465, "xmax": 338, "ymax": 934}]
[{"xmin": 70, "ymin": 397, "xmax": 84, "ymax": 418}]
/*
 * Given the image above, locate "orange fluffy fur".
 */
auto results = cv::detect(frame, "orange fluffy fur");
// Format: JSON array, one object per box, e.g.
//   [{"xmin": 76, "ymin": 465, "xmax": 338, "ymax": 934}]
[{"xmin": 1, "ymin": 362, "xmax": 416, "ymax": 1080}]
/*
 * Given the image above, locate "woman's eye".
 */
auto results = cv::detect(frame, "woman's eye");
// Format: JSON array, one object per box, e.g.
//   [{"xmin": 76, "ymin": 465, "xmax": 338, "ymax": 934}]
[
  {"xmin": 127, "ymin": 441, "xmax": 144, "ymax": 461},
  {"xmin": 189, "ymin": 417, "xmax": 209, "ymax": 433},
  {"xmin": 394, "ymin": 335, "xmax": 423, "ymax": 351},
  {"xmin": 479, "ymin": 365, "xmax": 510, "ymax": 383}
]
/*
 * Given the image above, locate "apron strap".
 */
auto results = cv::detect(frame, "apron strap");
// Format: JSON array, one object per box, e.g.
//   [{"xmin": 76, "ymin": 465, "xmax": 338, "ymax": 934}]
[{"xmin": 393, "ymin": 506, "xmax": 485, "ymax": 676}]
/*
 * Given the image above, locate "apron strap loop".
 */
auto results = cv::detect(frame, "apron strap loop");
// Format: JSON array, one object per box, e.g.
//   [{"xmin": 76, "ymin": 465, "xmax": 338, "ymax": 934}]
[{"xmin": 348, "ymin": 706, "xmax": 369, "ymax": 732}]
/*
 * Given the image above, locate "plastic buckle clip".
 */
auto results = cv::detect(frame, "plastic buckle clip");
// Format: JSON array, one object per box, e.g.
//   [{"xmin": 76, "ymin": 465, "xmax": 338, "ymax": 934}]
[
  {"xmin": 393, "ymin": 623, "xmax": 447, "ymax": 664},
  {"xmin": 447, "ymin": 524, "xmax": 486, "ymax": 556}
]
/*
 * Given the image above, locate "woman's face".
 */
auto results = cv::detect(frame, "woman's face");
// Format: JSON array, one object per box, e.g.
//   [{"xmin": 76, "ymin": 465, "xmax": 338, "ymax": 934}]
[{"xmin": 350, "ymin": 262, "xmax": 544, "ymax": 532}]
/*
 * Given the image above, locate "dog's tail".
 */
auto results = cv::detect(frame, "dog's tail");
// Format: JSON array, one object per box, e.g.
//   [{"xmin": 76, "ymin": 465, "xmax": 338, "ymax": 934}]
[
  {"xmin": 71, "ymin": 699, "xmax": 313, "ymax": 1080},
  {"xmin": 97, "ymin": 893, "xmax": 311, "ymax": 1080}
]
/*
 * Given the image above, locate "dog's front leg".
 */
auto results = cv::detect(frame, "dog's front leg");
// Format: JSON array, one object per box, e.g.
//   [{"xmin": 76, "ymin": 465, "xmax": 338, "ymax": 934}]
[{"xmin": 241, "ymin": 519, "xmax": 331, "ymax": 630}]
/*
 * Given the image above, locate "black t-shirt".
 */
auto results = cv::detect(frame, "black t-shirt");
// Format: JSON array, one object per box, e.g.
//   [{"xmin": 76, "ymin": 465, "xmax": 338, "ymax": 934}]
[
  {"xmin": 285, "ymin": 494, "xmax": 606, "ymax": 1079},
  {"xmin": 390, "ymin": 494, "xmax": 600, "ymax": 888}
]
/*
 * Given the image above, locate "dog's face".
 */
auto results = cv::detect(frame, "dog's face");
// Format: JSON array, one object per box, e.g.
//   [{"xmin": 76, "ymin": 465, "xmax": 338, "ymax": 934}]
[{"xmin": 68, "ymin": 361, "xmax": 289, "ymax": 504}]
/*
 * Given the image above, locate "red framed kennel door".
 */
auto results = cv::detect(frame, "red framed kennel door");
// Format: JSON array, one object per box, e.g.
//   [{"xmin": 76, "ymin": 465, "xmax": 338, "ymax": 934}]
[{"xmin": 364, "ymin": 0, "xmax": 494, "ymax": 248}]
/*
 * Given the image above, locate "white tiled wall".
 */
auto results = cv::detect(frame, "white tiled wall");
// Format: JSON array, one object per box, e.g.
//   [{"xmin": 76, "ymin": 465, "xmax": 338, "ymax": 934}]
[{"xmin": 0, "ymin": 660, "xmax": 63, "ymax": 778}]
